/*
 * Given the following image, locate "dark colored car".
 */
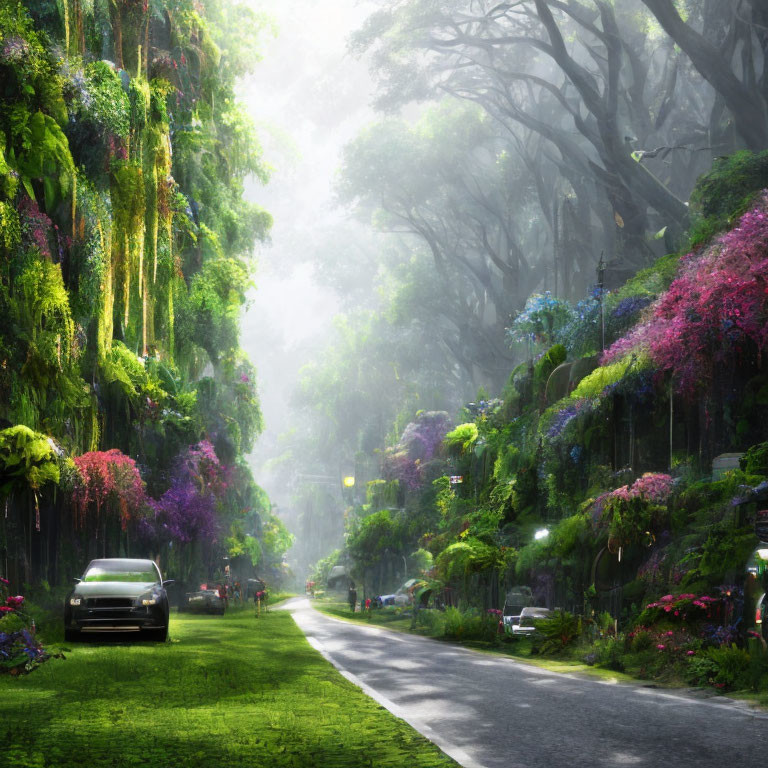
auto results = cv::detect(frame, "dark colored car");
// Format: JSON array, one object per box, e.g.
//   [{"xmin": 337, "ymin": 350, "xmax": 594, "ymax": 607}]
[
  {"xmin": 64, "ymin": 558, "xmax": 172, "ymax": 641},
  {"xmin": 182, "ymin": 588, "xmax": 225, "ymax": 615}
]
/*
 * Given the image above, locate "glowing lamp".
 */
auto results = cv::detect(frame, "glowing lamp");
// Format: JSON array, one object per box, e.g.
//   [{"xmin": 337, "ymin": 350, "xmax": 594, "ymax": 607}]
[
  {"xmin": 534, "ymin": 528, "xmax": 550, "ymax": 541},
  {"xmin": 343, "ymin": 476, "xmax": 356, "ymax": 488}
]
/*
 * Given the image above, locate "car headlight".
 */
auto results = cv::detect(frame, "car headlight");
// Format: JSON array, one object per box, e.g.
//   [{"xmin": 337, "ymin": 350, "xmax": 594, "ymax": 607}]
[
  {"xmin": 69, "ymin": 597, "xmax": 82, "ymax": 606},
  {"xmin": 142, "ymin": 597, "xmax": 157, "ymax": 606}
]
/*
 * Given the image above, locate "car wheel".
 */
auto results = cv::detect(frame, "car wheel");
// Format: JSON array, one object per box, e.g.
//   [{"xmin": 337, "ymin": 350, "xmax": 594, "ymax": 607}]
[
  {"xmin": 64, "ymin": 628, "xmax": 81, "ymax": 643},
  {"xmin": 148, "ymin": 625, "xmax": 168, "ymax": 642}
]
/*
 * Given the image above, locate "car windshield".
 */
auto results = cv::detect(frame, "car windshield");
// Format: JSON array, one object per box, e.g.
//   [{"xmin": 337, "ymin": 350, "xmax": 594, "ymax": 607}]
[{"xmin": 83, "ymin": 563, "xmax": 158, "ymax": 583}]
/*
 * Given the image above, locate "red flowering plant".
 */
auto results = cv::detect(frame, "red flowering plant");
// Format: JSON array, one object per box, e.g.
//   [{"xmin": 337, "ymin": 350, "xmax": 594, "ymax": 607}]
[
  {"xmin": 0, "ymin": 576, "xmax": 23, "ymax": 615},
  {"xmin": 603, "ymin": 193, "xmax": 768, "ymax": 395},
  {"xmin": 72, "ymin": 449, "xmax": 146, "ymax": 531},
  {"xmin": 592, "ymin": 473, "xmax": 674, "ymax": 549}
]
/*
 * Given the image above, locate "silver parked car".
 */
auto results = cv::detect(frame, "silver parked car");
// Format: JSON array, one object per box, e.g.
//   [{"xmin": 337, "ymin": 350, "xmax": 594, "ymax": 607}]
[
  {"xmin": 502, "ymin": 586, "xmax": 533, "ymax": 631},
  {"xmin": 511, "ymin": 606, "xmax": 552, "ymax": 636}
]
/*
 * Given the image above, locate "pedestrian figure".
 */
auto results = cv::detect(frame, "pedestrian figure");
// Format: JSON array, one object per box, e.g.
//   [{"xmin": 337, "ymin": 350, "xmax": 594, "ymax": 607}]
[{"xmin": 348, "ymin": 582, "xmax": 357, "ymax": 612}]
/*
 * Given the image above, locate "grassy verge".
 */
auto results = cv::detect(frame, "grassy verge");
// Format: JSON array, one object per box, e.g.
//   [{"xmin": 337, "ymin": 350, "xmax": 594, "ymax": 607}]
[
  {"xmin": 316, "ymin": 600, "xmax": 416, "ymax": 634},
  {"xmin": 1, "ymin": 609, "xmax": 458, "ymax": 768},
  {"xmin": 265, "ymin": 591, "xmax": 297, "ymax": 606}
]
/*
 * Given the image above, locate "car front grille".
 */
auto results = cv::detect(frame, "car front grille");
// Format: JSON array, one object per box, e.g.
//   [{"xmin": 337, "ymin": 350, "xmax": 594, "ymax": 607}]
[{"xmin": 86, "ymin": 598, "xmax": 134, "ymax": 608}]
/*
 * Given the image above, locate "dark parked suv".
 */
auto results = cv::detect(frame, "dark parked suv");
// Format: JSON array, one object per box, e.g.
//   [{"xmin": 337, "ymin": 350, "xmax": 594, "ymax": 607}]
[{"xmin": 64, "ymin": 558, "xmax": 172, "ymax": 641}]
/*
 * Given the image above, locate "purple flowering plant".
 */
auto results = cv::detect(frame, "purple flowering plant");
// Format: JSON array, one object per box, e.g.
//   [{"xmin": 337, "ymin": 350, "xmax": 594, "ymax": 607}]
[
  {"xmin": 384, "ymin": 411, "xmax": 451, "ymax": 490},
  {"xmin": 144, "ymin": 441, "xmax": 227, "ymax": 545}
]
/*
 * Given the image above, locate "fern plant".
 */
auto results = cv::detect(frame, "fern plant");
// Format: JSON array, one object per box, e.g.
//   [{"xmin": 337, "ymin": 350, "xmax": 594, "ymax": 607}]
[{"xmin": 534, "ymin": 610, "xmax": 581, "ymax": 654}]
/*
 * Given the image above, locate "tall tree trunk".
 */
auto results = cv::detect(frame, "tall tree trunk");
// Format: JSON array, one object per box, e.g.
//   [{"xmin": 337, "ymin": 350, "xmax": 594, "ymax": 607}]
[{"xmin": 641, "ymin": 0, "xmax": 768, "ymax": 150}]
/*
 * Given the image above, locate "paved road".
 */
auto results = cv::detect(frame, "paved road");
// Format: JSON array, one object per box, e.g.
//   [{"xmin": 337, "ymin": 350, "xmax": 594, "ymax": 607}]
[{"xmin": 285, "ymin": 598, "xmax": 768, "ymax": 768}]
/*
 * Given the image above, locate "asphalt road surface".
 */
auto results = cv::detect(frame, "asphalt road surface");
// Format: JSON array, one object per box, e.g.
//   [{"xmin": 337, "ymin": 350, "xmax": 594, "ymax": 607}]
[{"xmin": 285, "ymin": 598, "xmax": 768, "ymax": 768}]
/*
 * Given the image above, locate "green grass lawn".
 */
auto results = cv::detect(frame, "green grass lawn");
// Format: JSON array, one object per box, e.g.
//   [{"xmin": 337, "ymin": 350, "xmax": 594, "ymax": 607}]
[{"xmin": 0, "ymin": 608, "xmax": 458, "ymax": 768}]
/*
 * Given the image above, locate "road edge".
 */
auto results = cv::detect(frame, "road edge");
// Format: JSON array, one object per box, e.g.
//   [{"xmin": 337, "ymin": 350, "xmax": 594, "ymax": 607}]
[
  {"xmin": 289, "ymin": 608, "xmax": 489, "ymax": 768},
  {"xmin": 302, "ymin": 599, "xmax": 768, "ymax": 719}
]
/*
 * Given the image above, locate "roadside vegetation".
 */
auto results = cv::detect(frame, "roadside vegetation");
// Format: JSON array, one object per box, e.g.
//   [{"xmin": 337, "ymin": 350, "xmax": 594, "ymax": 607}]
[
  {"xmin": 0, "ymin": 609, "xmax": 458, "ymax": 768},
  {"xmin": 0, "ymin": 0, "xmax": 291, "ymax": 597},
  {"xmin": 305, "ymin": 149, "xmax": 768, "ymax": 703}
]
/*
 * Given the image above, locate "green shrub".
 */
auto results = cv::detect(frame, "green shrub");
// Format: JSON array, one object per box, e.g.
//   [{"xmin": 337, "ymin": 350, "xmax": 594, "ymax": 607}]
[
  {"xmin": 704, "ymin": 644, "xmax": 751, "ymax": 690},
  {"xmin": 740, "ymin": 442, "xmax": 768, "ymax": 477},
  {"xmin": 534, "ymin": 610, "xmax": 580, "ymax": 654},
  {"xmin": 443, "ymin": 423, "xmax": 479, "ymax": 456},
  {"xmin": 595, "ymin": 636, "xmax": 626, "ymax": 672},
  {"xmin": 685, "ymin": 654, "xmax": 720, "ymax": 687},
  {"xmin": 411, "ymin": 608, "xmax": 445, "ymax": 635},
  {"xmin": 689, "ymin": 151, "xmax": 768, "ymax": 248},
  {"xmin": 571, "ymin": 357, "xmax": 635, "ymax": 399},
  {"xmin": 745, "ymin": 639, "xmax": 768, "ymax": 692},
  {"xmin": 631, "ymin": 630, "xmax": 654, "ymax": 653},
  {"xmin": 534, "ymin": 344, "xmax": 566, "ymax": 400},
  {"xmin": 441, "ymin": 607, "xmax": 498, "ymax": 643}
]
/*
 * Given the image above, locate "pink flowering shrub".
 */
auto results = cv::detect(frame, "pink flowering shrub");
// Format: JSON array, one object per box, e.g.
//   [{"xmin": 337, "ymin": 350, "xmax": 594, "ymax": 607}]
[
  {"xmin": 72, "ymin": 449, "xmax": 146, "ymax": 530},
  {"xmin": 641, "ymin": 593, "xmax": 720, "ymax": 624},
  {"xmin": 592, "ymin": 473, "xmax": 674, "ymax": 545},
  {"xmin": 603, "ymin": 193, "xmax": 768, "ymax": 393}
]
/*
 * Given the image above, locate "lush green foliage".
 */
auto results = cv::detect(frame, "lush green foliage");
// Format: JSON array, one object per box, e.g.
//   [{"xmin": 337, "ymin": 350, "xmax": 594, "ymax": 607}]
[{"xmin": 0, "ymin": 0, "xmax": 285, "ymax": 590}]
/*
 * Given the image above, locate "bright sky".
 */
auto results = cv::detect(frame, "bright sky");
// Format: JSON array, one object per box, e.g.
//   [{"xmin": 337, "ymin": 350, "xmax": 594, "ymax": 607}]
[{"xmin": 238, "ymin": 0, "xmax": 377, "ymax": 489}]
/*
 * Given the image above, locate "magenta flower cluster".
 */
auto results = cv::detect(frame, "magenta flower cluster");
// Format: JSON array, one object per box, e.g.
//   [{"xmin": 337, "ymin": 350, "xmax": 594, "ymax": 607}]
[
  {"xmin": 18, "ymin": 197, "xmax": 53, "ymax": 259},
  {"xmin": 603, "ymin": 193, "xmax": 768, "ymax": 393},
  {"xmin": 645, "ymin": 593, "xmax": 718, "ymax": 619}
]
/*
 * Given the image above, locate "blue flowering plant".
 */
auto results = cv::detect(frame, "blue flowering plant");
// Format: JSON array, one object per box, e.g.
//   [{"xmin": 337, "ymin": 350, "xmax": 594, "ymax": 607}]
[{"xmin": 508, "ymin": 293, "xmax": 572, "ymax": 349}]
